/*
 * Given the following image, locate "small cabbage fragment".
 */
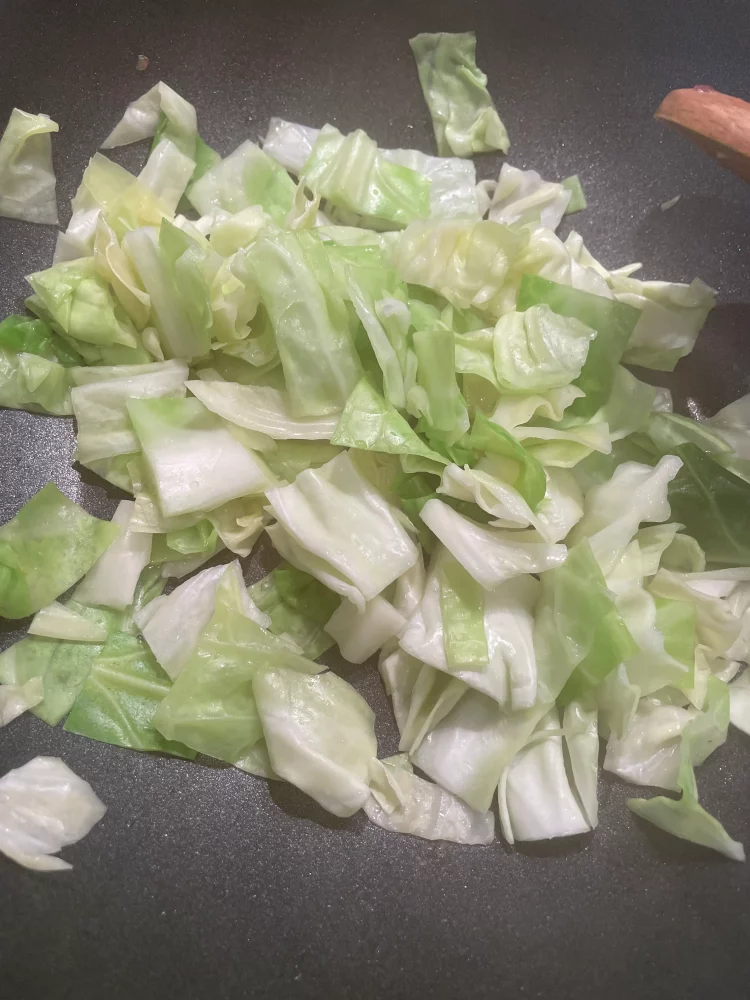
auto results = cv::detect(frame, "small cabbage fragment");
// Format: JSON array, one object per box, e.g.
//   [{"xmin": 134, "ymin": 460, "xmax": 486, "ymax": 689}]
[
  {"xmin": 365, "ymin": 758, "xmax": 494, "ymax": 844},
  {"xmin": 153, "ymin": 572, "xmax": 322, "ymax": 766},
  {"xmin": 0, "ymin": 678, "xmax": 44, "ymax": 727},
  {"xmin": 188, "ymin": 141, "xmax": 296, "ymax": 223},
  {"xmin": 0, "ymin": 757, "xmax": 106, "ymax": 871},
  {"xmin": 136, "ymin": 563, "xmax": 249, "ymax": 680},
  {"xmin": 29, "ymin": 601, "xmax": 108, "ymax": 641},
  {"xmin": 409, "ymin": 32, "xmax": 509, "ymax": 157},
  {"xmin": 729, "ymin": 671, "xmax": 750, "ymax": 736},
  {"xmin": 250, "ymin": 564, "xmax": 339, "ymax": 659},
  {"xmin": 332, "ymin": 378, "xmax": 448, "ymax": 465},
  {"xmin": 500, "ymin": 708, "xmax": 595, "ymax": 843},
  {"xmin": 301, "ymin": 126, "xmax": 431, "ymax": 230},
  {"xmin": 419, "ymin": 499, "xmax": 567, "ymax": 589},
  {"xmin": 0, "ymin": 484, "xmax": 119, "ymax": 619},
  {"xmin": 562, "ymin": 175, "xmax": 587, "ymax": 214},
  {"xmin": 73, "ymin": 501, "xmax": 152, "ymax": 610},
  {"xmin": 186, "ymin": 379, "xmax": 338, "ymax": 440},
  {"xmin": 128, "ymin": 396, "xmax": 275, "ymax": 518},
  {"xmin": 326, "ymin": 595, "xmax": 406, "ymax": 664},
  {"xmin": 613, "ymin": 275, "xmax": 715, "ymax": 372},
  {"xmin": 493, "ymin": 305, "xmax": 596, "ymax": 394},
  {"xmin": 265, "ymin": 452, "xmax": 419, "ymax": 609},
  {"xmin": 254, "ymin": 666, "xmax": 377, "ymax": 817},
  {"xmin": 487, "ymin": 164, "xmax": 571, "ymax": 231},
  {"xmin": 64, "ymin": 631, "xmax": 196, "ymax": 758},
  {"xmin": 0, "ymin": 108, "xmax": 58, "ymax": 224}
]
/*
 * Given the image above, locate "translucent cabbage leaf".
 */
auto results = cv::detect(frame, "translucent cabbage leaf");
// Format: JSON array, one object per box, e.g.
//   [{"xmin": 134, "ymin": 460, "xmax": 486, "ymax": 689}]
[
  {"xmin": 534, "ymin": 541, "xmax": 637, "ymax": 705},
  {"xmin": 0, "ymin": 348, "xmax": 72, "ymax": 416},
  {"xmin": 73, "ymin": 501, "xmax": 152, "ymax": 610},
  {"xmin": 26, "ymin": 257, "xmax": 141, "ymax": 350},
  {"xmin": 265, "ymin": 452, "xmax": 419, "ymax": 609},
  {"xmin": 467, "ymin": 412, "xmax": 546, "ymax": 510},
  {"xmin": 0, "ymin": 677, "xmax": 44, "ymax": 727},
  {"xmin": 394, "ymin": 219, "xmax": 527, "ymax": 317},
  {"xmin": 487, "ymin": 164, "xmax": 571, "ymax": 231},
  {"xmin": 243, "ymin": 228, "xmax": 362, "ymax": 416},
  {"xmin": 517, "ymin": 275, "xmax": 641, "ymax": 418},
  {"xmin": 301, "ymin": 126, "xmax": 430, "ymax": 229},
  {"xmin": 138, "ymin": 137, "xmax": 195, "ymax": 215},
  {"xmin": 136, "ymin": 563, "xmax": 256, "ymax": 680},
  {"xmin": 571, "ymin": 456, "xmax": 683, "ymax": 575},
  {"xmin": 71, "ymin": 359, "xmax": 188, "ymax": 477},
  {"xmin": 0, "ymin": 108, "xmax": 58, "ymax": 224},
  {"xmin": 409, "ymin": 32, "xmax": 509, "ymax": 157},
  {"xmin": 419, "ymin": 499, "xmax": 566, "ymax": 589},
  {"xmin": 500, "ymin": 708, "xmax": 594, "ymax": 843},
  {"xmin": 188, "ymin": 141, "xmax": 296, "ymax": 223},
  {"xmin": 365, "ymin": 758, "xmax": 494, "ymax": 844},
  {"xmin": 493, "ymin": 305, "xmax": 596, "ymax": 394},
  {"xmin": 0, "ymin": 484, "xmax": 119, "ymax": 619},
  {"xmin": 0, "ymin": 757, "xmax": 106, "ymax": 871},
  {"xmin": 153, "ymin": 572, "xmax": 322, "ymax": 765},
  {"xmin": 0, "ymin": 600, "xmax": 119, "ymax": 725},
  {"xmin": 102, "ymin": 81, "xmax": 198, "ymax": 155},
  {"xmin": 64, "ymin": 631, "xmax": 196, "ymax": 758},
  {"xmin": 613, "ymin": 275, "xmax": 715, "ymax": 372},
  {"xmin": 412, "ymin": 689, "xmax": 549, "ymax": 812},
  {"xmin": 627, "ymin": 689, "xmax": 743, "ymax": 862},
  {"xmin": 400, "ymin": 548, "xmax": 539, "ymax": 708},
  {"xmin": 262, "ymin": 117, "xmax": 480, "ymax": 219},
  {"xmin": 127, "ymin": 396, "xmax": 275, "ymax": 518},
  {"xmin": 326, "ymin": 595, "xmax": 406, "ymax": 665},
  {"xmin": 250, "ymin": 564, "xmax": 339, "ymax": 659},
  {"xmin": 29, "ymin": 601, "xmax": 108, "ymax": 642},
  {"xmin": 186, "ymin": 379, "xmax": 338, "ymax": 440},
  {"xmin": 332, "ymin": 378, "xmax": 448, "ymax": 465},
  {"xmin": 253, "ymin": 666, "xmax": 377, "ymax": 817},
  {"xmin": 665, "ymin": 444, "xmax": 750, "ymax": 566}
]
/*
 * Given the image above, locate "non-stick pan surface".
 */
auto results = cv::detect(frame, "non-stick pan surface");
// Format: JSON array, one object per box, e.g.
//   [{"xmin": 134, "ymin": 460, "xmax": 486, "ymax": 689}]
[{"xmin": 2, "ymin": 1, "xmax": 750, "ymax": 998}]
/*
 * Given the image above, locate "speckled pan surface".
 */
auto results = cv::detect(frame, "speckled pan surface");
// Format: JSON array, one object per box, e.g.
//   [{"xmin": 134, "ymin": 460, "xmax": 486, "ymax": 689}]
[{"xmin": 2, "ymin": 1, "xmax": 750, "ymax": 997}]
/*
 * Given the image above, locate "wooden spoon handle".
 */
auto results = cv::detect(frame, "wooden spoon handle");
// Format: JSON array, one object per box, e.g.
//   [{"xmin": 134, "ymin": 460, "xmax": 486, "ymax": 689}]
[{"xmin": 655, "ymin": 86, "xmax": 750, "ymax": 182}]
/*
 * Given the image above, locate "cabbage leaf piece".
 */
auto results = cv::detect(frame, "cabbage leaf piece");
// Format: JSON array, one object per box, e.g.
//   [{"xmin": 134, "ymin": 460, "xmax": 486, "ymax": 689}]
[
  {"xmin": 265, "ymin": 452, "xmax": 419, "ymax": 609},
  {"xmin": 0, "ymin": 757, "xmax": 106, "ymax": 871},
  {"xmin": 365, "ymin": 757, "xmax": 494, "ymax": 844},
  {"xmin": 154, "ymin": 573, "xmax": 324, "ymax": 767},
  {"xmin": 127, "ymin": 396, "xmax": 275, "ymax": 518},
  {"xmin": 64, "ymin": 631, "xmax": 196, "ymax": 758},
  {"xmin": 301, "ymin": 126, "xmax": 430, "ymax": 229},
  {"xmin": 0, "ymin": 484, "xmax": 119, "ymax": 619},
  {"xmin": 0, "ymin": 108, "xmax": 58, "ymax": 224},
  {"xmin": 254, "ymin": 666, "xmax": 377, "ymax": 817},
  {"xmin": 517, "ymin": 275, "xmax": 641, "ymax": 418},
  {"xmin": 409, "ymin": 32, "xmax": 509, "ymax": 157}
]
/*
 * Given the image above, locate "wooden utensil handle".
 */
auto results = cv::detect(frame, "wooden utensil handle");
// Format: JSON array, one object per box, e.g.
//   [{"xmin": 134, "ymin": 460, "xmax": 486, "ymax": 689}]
[{"xmin": 655, "ymin": 86, "xmax": 750, "ymax": 182}]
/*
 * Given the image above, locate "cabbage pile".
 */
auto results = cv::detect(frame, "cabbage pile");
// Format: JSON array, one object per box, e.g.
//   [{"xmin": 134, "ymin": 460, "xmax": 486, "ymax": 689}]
[{"xmin": 0, "ymin": 32, "xmax": 749, "ymax": 866}]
